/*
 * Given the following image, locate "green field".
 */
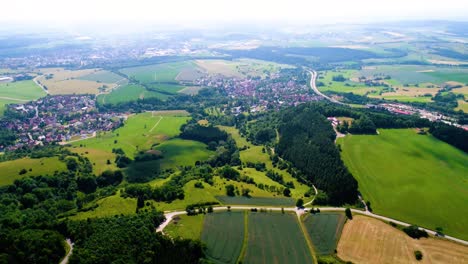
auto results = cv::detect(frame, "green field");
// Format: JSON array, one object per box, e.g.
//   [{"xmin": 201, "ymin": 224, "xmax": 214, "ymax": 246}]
[
  {"xmin": 0, "ymin": 80, "xmax": 46, "ymax": 114},
  {"xmin": 120, "ymin": 61, "xmax": 196, "ymax": 83},
  {"xmin": 0, "ymin": 157, "xmax": 67, "ymax": 186},
  {"xmin": 338, "ymin": 129, "xmax": 468, "ymax": 240},
  {"xmin": 97, "ymin": 84, "xmax": 169, "ymax": 104},
  {"xmin": 165, "ymin": 214, "xmax": 205, "ymax": 240},
  {"xmin": 216, "ymin": 196, "xmax": 295, "ymax": 206},
  {"xmin": 155, "ymin": 138, "xmax": 214, "ymax": 169},
  {"xmin": 201, "ymin": 211, "xmax": 245, "ymax": 264},
  {"xmin": 317, "ymin": 70, "xmax": 385, "ymax": 96},
  {"xmin": 244, "ymin": 212, "xmax": 313, "ymax": 263},
  {"xmin": 72, "ymin": 112, "xmax": 190, "ymax": 157},
  {"xmin": 79, "ymin": 70, "xmax": 124, "ymax": 83},
  {"xmin": 303, "ymin": 213, "xmax": 346, "ymax": 255},
  {"xmin": 69, "ymin": 192, "xmax": 137, "ymax": 220},
  {"xmin": 359, "ymin": 65, "xmax": 468, "ymax": 85}
]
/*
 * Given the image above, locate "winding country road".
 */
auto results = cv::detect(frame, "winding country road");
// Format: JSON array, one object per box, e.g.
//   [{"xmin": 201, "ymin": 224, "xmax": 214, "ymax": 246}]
[
  {"xmin": 308, "ymin": 70, "xmax": 346, "ymax": 105},
  {"xmin": 158, "ymin": 205, "xmax": 468, "ymax": 246}
]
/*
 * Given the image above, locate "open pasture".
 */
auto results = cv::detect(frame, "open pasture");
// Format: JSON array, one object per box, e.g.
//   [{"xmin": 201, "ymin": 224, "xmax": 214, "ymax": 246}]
[
  {"xmin": 71, "ymin": 112, "xmax": 190, "ymax": 158},
  {"xmin": 35, "ymin": 68, "xmax": 118, "ymax": 94},
  {"xmin": 359, "ymin": 65, "xmax": 468, "ymax": 85},
  {"xmin": 71, "ymin": 147, "xmax": 117, "ymax": 175},
  {"xmin": 303, "ymin": 212, "xmax": 346, "ymax": 255},
  {"xmin": 69, "ymin": 192, "xmax": 137, "ymax": 220},
  {"xmin": 0, "ymin": 157, "xmax": 66, "ymax": 186},
  {"xmin": 244, "ymin": 212, "xmax": 313, "ymax": 264},
  {"xmin": 154, "ymin": 138, "xmax": 213, "ymax": 169},
  {"xmin": 338, "ymin": 129, "xmax": 468, "ymax": 240},
  {"xmin": 337, "ymin": 215, "xmax": 468, "ymax": 264},
  {"xmin": 97, "ymin": 84, "xmax": 168, "ymax": 104},
  {"xmin": 0, "ymin": 80, "xmax": 45, "ymax": 100},
  {"xmin": 318, "ymin": 70, "xmax": 386, "ymax": 95},
  {"xmin": 120, "ymin": 61, "xmax": 197, "ymax": 83},
  {"xmin": 201, "ymin": 211, "xmax": 245, "ymax": 264},
  {"xmin": 165, "ymin": 214, "xmax": 205, "ymax": 240},
  {"xmin": 79, "ymin": 70, "xmax": 125, "ymax": 83},
  {"xmin": 0, "ymin": 80, "xmax": 46, "ymax": 114}
]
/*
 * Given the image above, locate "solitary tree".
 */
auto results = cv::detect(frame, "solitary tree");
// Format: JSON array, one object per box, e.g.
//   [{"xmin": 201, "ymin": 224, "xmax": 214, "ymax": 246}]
[
  {"xmin": 345, "ymin": 208, "xmax": 353, "ymax": 220},
  {"xmin": 296, "ymin": 198, "xmax": 304, "ymax": 208}
]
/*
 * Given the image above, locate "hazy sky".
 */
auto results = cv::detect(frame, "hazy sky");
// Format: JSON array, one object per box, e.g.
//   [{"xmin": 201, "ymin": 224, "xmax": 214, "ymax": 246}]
[{"xmin": 3, "ymin": 0, "xmax": 468, "ymax": 24}]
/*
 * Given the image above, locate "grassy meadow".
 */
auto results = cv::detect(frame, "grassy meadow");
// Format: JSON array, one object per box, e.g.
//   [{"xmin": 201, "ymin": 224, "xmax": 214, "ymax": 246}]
[
  {"xmin": 0, "ymin": 80, "xmax": 46, "ymax": 114},
  {"xmin": 338, "ymin": 129, "xmax": 468, "ymax": 240},
  {"xmin": 79, "ymin": 70, "xmax": 124, "ymax": 83},
  {"xmin": 97, "ymin": 84, "xmax": 169, "ymax": 104},
  {"xmin": 71, "ymin": 112, "xmax": 190, "ymax": 157},
  {"xmin": 165, "ymin": 214, "xmax": 205, "ymax": 240},
  {"xmin": 120, "ymin": 61, "xmax": 196, "ymax": 83},
  {"xmin": 155, "ymin": 139, "xmax": 214, "ymax": 169},
  {"xmin": 0, "ymin": 157, "xmax": 67, "ymax": 186}
]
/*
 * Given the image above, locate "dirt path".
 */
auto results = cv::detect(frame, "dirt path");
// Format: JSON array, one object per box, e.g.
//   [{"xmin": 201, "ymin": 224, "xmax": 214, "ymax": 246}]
[
  {"xmin": 33, "ymin": 76, "xmax": 49, "ymax": 94},
  {"xmin": 60, "ymin": 239, "xmax": 74, "ymax": 264},
  {"xmin": 149, "ymin": 116, "xmax": 163, "ymax": 132}
]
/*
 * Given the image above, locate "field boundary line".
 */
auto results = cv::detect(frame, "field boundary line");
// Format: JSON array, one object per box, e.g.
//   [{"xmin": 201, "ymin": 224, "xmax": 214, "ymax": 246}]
[
  {"xmin": 297, "ymin": 214, "xmax": 318, "ymax": 264},
  {"xmin": 0, "ymin": 96, "xmax": 30, "ymax": 102},
  {"xmin": 149, "ymin": 116, "xmax": 163, "ymax": 132},
  {"xmin": 237, "ymin": 211, "xmax": 249, "ymax": 263}
]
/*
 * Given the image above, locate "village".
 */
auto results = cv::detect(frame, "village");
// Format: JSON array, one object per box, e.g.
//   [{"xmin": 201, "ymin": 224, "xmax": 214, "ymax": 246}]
[
  {"xmin": 0, "ymin": 95, "xmax": 124, "ymax": 151},
  {"xmin": 195, "ymin": 73, "xmax": 322, "ymax": 113}
]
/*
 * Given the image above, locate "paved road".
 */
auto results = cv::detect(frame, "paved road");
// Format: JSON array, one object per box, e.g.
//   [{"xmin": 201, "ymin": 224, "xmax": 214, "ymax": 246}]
[
  {"xmin": 308, "ymin": 70, "xmax": 346, "ymax": 105},
  {"xmin": 158, "ymin": 205, "xmax": 468, "ymax": 246}
]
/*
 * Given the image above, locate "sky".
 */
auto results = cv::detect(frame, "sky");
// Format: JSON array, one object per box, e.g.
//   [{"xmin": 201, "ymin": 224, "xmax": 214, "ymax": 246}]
[{"xmin": 2, "ymin": 0, "xmax": 468, "ymax": 25}]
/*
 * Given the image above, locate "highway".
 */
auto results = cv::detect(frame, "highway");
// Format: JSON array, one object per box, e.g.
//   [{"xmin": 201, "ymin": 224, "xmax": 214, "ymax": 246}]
[{"xmin": 308, "ymin": 70, "xmax": 346, "ymax": 105}]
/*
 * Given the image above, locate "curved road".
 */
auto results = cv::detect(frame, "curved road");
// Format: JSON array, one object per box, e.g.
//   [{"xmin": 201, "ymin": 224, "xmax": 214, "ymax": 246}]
[
  {"xmin": 158, "ymin": 205, "xmax": 468, "ymax": 246},
  {"xmin": 308, "ymin": 70, "xmax": 346, "ymax": 105}
]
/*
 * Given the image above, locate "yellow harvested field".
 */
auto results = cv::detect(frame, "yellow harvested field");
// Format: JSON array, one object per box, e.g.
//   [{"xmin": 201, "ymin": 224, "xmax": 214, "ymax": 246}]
[
  {"xmin": 35, "ymin": 68, "xmax": 117, "ymax": 95},
  {"xmin": 150, "ymin": 110, "xmax": 189, "ymax": 116},
  {"xmin": 383, "ymin": 87, "xmax": 440, "ymax": 97},
  {"xmin": 71, "ymin": 147, "xmax": 117, "ymax": 175},
  {"xmin": 452, "ymin": 86, "xmax": 468, "ymax": 96},
  {"xmin": 195, "ymin": 60, "xmax": 242, "ymax": 78},
  {"xmin": 456, "ymin": 100, "xmax": 468, "ymax": 113},
  {"xmin": 337, "ymin": 216, "xmax": 468, "ymax": 264}
]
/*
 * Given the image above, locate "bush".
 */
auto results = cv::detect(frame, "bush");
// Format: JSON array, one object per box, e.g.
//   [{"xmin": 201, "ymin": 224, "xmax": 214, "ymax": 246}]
[
  {"xmin": 403, "ymin": 225, "xmax": 428, "ymax": 239},
  {"xmin": 345, "ymin": 208, "xmax": 352, "ymax": 220},
  {"xmin": 414, "ymin": 250, "xmax": 423, "ymax": 261}
]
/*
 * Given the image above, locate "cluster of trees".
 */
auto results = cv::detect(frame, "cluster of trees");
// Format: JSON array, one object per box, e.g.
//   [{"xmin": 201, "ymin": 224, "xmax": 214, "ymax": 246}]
[
  {"xmin": 332, "ymin": 75, "xmax": 347, "ymax": 82},
  {"xmin": 276, "ymin": 106, "xmax": 358, "ymax": 205},
  {"xmin": 67, "ymin": 211, "xmax": 205, "ymax": 263},
  {"xmin": 266, "ymin": 170, "xmax": 294, "ymax": 189},
  {"xmin": 344, "ymin": 115, "xmax": 377, "ymax": 134}
]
